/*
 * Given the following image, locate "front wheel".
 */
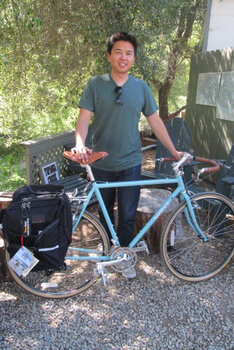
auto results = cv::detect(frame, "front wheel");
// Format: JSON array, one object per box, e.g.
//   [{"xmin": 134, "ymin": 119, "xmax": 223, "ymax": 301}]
[
  {"xmin": 160, "ymin": 193, "xmax": 234, "ymax": 282},
  {"xmin": 5, "ymin": 211, "xmax": 110, "ymax": 298}
]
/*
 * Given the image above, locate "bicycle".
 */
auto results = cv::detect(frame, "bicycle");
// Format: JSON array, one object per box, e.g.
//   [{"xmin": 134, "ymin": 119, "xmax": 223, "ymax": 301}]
[{"xmin": 3, "ymin": 152, "xmax": 234, "ymax": 298}]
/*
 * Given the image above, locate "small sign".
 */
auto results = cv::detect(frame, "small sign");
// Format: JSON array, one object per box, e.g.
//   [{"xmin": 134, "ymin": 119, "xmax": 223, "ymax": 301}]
[
  {"xmin": 40, "ymin": 161, "xmax": 60, "ymax": 184},
  {"xmin": 8, "ymin": 246, "xmax": 39, "ymax": 277}
]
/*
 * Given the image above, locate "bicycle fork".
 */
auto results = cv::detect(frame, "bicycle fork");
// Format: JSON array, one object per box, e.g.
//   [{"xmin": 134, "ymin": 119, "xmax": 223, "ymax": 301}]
[{"xmin": 183, "ymin": 193, "xmax": 209, "ymax": 242}]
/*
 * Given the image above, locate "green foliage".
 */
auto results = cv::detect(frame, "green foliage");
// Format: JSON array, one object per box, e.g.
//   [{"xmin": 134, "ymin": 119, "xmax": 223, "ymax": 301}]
[
  {"xmin": 0, "ymin": 147, "xmax": 26, "ymax": 191},
  {"xmin": 168, "ymin": 59, "xmax": 190, "ymax": 112},
  {"xmin": 0, "ymin": 0, "xmax": 206, "ymax": 135},
  {"xmin": 0, "ymin": 0, "xmax": 206, "ymax": 189}
]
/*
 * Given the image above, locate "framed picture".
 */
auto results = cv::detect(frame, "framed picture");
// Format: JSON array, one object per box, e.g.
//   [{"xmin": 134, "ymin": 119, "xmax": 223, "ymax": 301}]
[{"xmin": 40, "ymin": 161, "xmax": 60, "ymax": 184}]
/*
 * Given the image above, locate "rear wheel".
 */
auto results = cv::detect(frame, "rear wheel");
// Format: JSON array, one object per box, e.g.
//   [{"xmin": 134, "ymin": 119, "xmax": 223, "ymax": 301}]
[
  {"xmin": 5, "ymin": 211, "xmax": 110, "ymax": 298},
  {"xmin": 160, "ymin": 193, "xmax": 234, "ymax": 282}
]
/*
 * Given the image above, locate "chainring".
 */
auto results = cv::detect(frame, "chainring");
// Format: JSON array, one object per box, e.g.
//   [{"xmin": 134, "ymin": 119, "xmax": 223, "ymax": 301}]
[{"xmin": 110, "ymin": 247, "xmax": 137, "ymax": 273}]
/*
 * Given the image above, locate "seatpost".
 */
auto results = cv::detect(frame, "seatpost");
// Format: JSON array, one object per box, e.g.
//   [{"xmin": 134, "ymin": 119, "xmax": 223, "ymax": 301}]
[{"xmin": 81, "ymin": 164, "xmax": 95, "ymax": 182}]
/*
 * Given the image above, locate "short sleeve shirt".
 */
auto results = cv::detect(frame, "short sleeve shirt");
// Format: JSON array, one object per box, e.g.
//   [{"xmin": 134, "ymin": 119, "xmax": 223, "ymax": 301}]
[{"xmin": 78, "ymin": 73, "xmax": 158, "ymax": 171}]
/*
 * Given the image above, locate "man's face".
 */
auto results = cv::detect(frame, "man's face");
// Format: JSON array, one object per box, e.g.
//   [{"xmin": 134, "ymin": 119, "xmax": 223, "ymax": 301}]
[{"xmin": 107, "ymin": 40, "xmax": 135, "ymax": 75}]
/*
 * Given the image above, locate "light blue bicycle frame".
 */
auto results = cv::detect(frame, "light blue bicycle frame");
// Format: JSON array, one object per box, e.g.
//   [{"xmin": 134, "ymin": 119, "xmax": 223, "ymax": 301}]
[{"xmin": 68, "ymin": 168, "xmax": 208, "ymax": 262}]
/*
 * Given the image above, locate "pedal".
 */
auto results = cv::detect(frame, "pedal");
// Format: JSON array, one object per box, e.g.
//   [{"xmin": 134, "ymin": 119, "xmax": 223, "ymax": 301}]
[
  {"xmin": 133, "ymin": 240, "xmax": 149, "ymax": 254},
  {"xmin": 96, "ymin": 254, "xmax": 128, "ymax": 285},
  {"xmin": 96, "ymin": 264, "xmax": 109, "ymax": 286}
]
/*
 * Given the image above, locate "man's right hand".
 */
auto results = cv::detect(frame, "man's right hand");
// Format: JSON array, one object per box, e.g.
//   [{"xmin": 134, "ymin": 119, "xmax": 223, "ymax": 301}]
[{"xmin": 71, "ymin": 146, "xmax": 93, "ymax": 163}]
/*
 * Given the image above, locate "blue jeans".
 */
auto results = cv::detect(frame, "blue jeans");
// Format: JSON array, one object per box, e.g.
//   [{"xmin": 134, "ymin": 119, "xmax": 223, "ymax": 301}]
[{"xmin": 92, "ymin": 164, "xmax": 141, "ymax": 246}]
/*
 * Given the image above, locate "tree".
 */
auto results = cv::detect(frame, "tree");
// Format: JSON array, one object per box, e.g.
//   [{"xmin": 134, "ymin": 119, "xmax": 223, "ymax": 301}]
[{"xmin": 0, "ymin": 0, "xmax": 207, "ymax": 149}]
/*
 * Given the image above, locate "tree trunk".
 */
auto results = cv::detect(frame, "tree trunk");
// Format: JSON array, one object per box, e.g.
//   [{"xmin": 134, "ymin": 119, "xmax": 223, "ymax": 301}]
[
  {"xmin": 133, "ymin": 189, "xmax": 178, "ymax": 252},
  {"xmin": 158, "ymin": 82, "xmax": 171, "ymax": 121}
]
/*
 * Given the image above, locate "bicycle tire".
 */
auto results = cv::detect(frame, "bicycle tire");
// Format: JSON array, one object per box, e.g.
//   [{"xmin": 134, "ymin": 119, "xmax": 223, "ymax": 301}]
[
  {"xmin": 160, "ymin": 192, "xmax": 234, "ymax": 282},
  {"xmin": 5, "ymin": 211, "xmax": 110, "ymax": 298}
]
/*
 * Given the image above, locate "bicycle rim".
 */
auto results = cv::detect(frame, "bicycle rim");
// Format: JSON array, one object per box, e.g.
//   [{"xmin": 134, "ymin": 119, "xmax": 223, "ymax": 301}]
[
  {"xmin": 5, "ymin": 211, "xmax": 110, "ymax": 298},
  {"xmin": 160, "ymin": 193, "xmax": 234, "ymax": 282}
]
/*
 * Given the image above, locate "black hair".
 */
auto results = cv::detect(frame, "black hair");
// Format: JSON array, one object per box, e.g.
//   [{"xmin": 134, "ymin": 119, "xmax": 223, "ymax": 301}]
[{"xmin": 107, "ymin": 32, "xmax": 137, "ymax": 56}]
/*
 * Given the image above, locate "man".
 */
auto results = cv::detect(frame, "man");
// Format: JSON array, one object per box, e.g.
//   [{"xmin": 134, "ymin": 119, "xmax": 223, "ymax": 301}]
[{"xmin": 72, "ymin": 32, "xmax": 182, "ymax": 278}]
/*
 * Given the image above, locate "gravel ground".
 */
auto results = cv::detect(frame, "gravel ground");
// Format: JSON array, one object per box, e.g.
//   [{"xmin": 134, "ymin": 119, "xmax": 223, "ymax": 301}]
[{"xmin": 0, "ymin": 252, "xmax": 233, "ymax": 350}]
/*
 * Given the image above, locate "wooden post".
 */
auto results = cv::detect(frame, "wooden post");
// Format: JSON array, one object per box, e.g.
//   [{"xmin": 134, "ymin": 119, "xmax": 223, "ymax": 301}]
[{"xmin": 133, "ymin": 188, "xmax": 178, "ymax": 252}]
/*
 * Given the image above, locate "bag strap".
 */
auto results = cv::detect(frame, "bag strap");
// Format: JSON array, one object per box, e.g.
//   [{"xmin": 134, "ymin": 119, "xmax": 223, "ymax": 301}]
[
  {"xmin": 28, "ymin": 185, "xmax": 65, "ymax": 196},
  {"xmin": 59, "ymin": 197, "xmax": 71, "ymax": 244},
  {"xmin": 13, "ymin": 185, "xmax": 65, "ymax": 202}
]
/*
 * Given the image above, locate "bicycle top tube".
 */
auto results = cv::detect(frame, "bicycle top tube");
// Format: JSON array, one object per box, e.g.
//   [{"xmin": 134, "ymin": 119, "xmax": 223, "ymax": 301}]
[{"xmin": 64, "ymin": 151, "xmax": 190, "ymax": 190}]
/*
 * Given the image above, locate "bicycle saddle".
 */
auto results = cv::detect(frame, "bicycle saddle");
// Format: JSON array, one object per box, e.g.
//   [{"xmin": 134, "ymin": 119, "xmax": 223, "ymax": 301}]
[{"xmin": 63, "ymin": 150, "xmax": 108, "ymax": 165}]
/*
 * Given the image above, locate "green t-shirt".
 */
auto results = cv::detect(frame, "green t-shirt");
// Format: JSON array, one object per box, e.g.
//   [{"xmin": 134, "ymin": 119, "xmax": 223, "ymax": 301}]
[{"xmin": 78, "ymin": 73, "xmax": 158, "ymax": 171}]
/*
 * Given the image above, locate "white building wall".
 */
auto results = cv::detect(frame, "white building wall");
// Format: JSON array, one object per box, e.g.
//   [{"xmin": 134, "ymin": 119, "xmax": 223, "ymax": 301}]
[{"xmin": 203, "ymin": 0, "xmax": 234, "ymax": 51}]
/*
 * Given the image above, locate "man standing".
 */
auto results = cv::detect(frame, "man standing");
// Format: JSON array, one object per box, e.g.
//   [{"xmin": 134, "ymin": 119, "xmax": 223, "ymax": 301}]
[{"xmin": 72, "ymin": 32, "xmax": 182, "ymax": 277}]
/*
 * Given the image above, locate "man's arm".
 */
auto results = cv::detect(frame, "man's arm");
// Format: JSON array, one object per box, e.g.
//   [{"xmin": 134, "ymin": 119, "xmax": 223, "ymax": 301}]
[
  {"xmin": 71, "ymin": 108, "xmax": 92, "ymax": 162},
  {"xmin": 147, "ymin": 112, "xmax": 183, "ymax": 160}
]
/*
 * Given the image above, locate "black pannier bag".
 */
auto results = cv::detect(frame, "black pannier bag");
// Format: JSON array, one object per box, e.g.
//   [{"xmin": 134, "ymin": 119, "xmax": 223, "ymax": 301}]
[{"xmin": 0, "ymin": 185, "xmax": 72, "ymax": 271}]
